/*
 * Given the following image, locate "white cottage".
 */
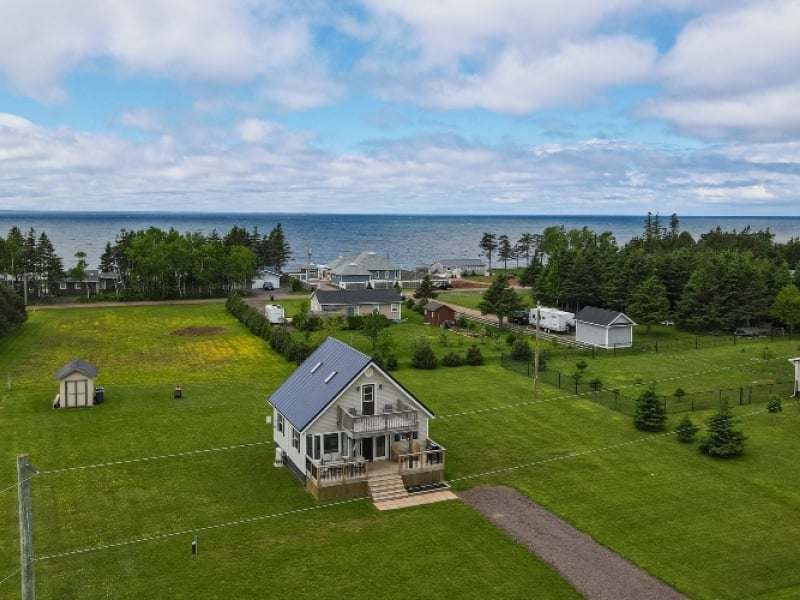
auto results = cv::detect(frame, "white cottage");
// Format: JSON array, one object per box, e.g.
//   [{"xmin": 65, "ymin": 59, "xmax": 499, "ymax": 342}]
[
  {"xmin": 575, "ymin": 307, "xmax": 636, "ymax": 349},
  {"xmin": 268, "ymin": 337, "xmax": 446, "ymax": 501}
]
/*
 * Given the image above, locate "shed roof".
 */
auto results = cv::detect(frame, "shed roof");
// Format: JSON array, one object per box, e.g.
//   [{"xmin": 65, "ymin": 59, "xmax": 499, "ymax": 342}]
[
  {"xmin": 575, "ymin": 306, "xmax": 636, "ymax": 327},
  {"xmin": 55, "ymin": 359, "xmax": 98, "ymax": 381},
  {"xmin": 313, "ymin": 288, "xmax": 402, "ymax": 306},
  {"xmin": 424, "ymin": 301, "xmax": 452, "ymax": 312}
]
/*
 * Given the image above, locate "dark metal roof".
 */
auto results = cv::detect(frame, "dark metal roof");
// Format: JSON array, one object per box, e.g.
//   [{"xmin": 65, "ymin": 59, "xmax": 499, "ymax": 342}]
[
  {"xmin": 575, "ymin": 306, "xmax": 635, "ymax": 327},
  {"xmin": 313, "ymin": 289, "xmax": 402, "ymax": 306},
  {"xmin": 268, "ymin": 337, "xmax": 372, "ymax": 431},
  {"xmin": 425, "ymin": 301, "xmax": 452, "ymax": 312},
  {"xmin": 55, "ymin": 359, "xmax": 98, "ymax": 380}
]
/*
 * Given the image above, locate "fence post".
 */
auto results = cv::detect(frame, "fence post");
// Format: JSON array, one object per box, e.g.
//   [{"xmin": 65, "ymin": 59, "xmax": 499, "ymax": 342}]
[
  {"xmin": 655, "ymin": 340, "xmax": 658, "ymax": 353},
  {"xmin": 695, "ymin": 337, "xmax": 698, "ymax": 349}
]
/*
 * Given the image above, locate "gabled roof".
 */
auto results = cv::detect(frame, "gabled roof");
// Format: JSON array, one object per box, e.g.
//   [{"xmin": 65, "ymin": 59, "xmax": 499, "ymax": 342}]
[
  {"xmin": 269, "ymin": 338, "xmax": 372, "ymax": 431},
  {"xmin": 268, "ymin": 337, "xmax": 434, "ymax": 431},
  {"xmin": 425, "ymin": 301, "xmax": 452, "ymax": 312},
  {"xmin": 328, "ymin": 251, "xmax": 400, "ymax": 275},
  {"xmin": 55, "ymin": 359, "xmax": 98, "ymax": 380},
  {"xmin": 313, "ymin": 289, "xmax": 402, "ymax": 306},
  {"xmin": 575, "ymin": 306, "xmax": 636, "ymax": 327}
]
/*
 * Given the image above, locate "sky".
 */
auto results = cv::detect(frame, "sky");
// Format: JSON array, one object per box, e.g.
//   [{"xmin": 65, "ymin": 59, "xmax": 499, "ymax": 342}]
[{"xmin": 0, "ymin": 0, "xmax": 799, "ymax": 216}]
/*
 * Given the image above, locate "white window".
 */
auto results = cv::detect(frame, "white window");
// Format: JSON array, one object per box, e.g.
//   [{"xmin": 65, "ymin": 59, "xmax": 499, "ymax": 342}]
[
  {"xmin": 277, "ymin": 414, "xmax": 284, "ymax": 434},
  {"xmin": 292, "ymin": 428, "xmax": 300, "ymax": 450},
  {"xmin": 375, "ymin": 435, "xmax": 387, "ymax": 459},
  {"xmin": 74, "ymin": 282, "xmax": 81, "ymax": 289},
  {"xmin": 372, "ymin": 304, "xmax": 380, "ymax": 313},
  {"xmin": 59, "ymin": 282, "xmax": 67, "ymax": 290},
  {"xmin": 391, "ymin": 303, "xmax": 399, "ymax": 313},
  {"xmin": 362, "ymin": 384, "xmax": 375, "ymax": 415}
]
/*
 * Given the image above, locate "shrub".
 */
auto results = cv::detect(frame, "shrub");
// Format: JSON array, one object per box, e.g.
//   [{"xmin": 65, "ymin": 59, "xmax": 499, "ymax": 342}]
[
  {"xmin": 510, "ymin": 338, "xmax": 532, "ymax": 361},
  {"xmin": 442, "ymin": 352, "xmax": 464, "ymax": 367},
  {"xmin": 411, "ymin": 338, "xmax": 438, "ymax": 369},
  {"xmin": 675, "ymin": 415, "xmax": 699, "ymax": 443},
  {"xmin": 456, "ymin": 315, "xmax": 468, "ymax": 328},
  {"xmin": 767, "ymin": 393, "xmax": 783, "ymax": 414},
  {"xmin": 465, "ymin": 344, "xmax": 484, "ymax": 366},
  {"xmin": 505, "ymin": 332, "xmax": 516, "ymax": 345}
]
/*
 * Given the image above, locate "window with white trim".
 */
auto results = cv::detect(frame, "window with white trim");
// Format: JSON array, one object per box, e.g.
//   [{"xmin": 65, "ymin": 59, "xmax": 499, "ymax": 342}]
[
  {"xmin": 323, "ymin": 433, "xmax": 339, "ymax": 454},
  {"xmin": 292, "ymin": 428, "xmax": 300, "ymax": 450},
  {"xmin": 277, "ymin": 414, "xmax": 284, "ymax": 434},
  {"xmin": 391, "ymin": 303, "xmax": 399, "ymax": 313}
]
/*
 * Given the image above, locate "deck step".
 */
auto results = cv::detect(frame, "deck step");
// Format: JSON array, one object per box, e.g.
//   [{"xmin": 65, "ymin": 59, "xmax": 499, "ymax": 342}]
[{"xmin": 368, "ymin": 473, "xmax": 408, "ymax": 502}]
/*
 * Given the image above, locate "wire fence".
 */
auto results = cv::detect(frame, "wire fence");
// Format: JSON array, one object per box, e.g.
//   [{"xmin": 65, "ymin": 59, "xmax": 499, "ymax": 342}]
[{"xmin": 501, "ymin": 354, "xmax": 798, "ymax": 416}]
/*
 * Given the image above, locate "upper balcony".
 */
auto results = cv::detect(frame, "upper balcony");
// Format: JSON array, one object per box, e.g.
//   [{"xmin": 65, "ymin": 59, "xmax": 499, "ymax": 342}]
[{"xmin": 338, "ymin": 405, "xmax": 418, "ymax": 439}]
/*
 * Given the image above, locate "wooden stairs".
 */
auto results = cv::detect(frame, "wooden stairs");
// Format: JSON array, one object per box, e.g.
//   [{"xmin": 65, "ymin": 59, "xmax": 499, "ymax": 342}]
[{"xmin": 367, "ymin": 472, "xmax": 409, "ymax": 502}]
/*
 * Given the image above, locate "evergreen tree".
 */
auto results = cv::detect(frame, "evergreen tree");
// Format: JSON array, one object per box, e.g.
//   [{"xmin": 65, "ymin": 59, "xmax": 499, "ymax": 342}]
[
  {"xmin": 479, "ymin": 232, "xmax": 498, "ymax": 272},
  {"xmin": 497, "ymin": 234, "xmax": 514, "ymax": 269},
  {"xmin": 675, "ymin": 415, "xmax": 699, "ymax": 443},
  {"xmin": 633, "ymin": 385, "xmax": 667, "ymax": 432},
  {"xmin": 414, "ymin": 274, "xmax": 439, "ymax": 305},
  {"xmin": 699, "ymin": 398, "xmax": 746, "ymax": 457},
  {"xmin": 478, "ymin": 272, "xmax": 523, "ymax": 328},
  {"xmin": 627, "ymin": 275, "xmax": 670, "ymax": 333},
  {"xmin": 266, "ymin": 224, "xmax": 291, "ymax": 270}
]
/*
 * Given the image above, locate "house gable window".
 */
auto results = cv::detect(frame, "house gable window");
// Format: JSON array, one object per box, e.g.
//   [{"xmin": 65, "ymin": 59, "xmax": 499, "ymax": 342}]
[
  {"xmin": 391, "ymin": 303, "xmax": 399, "ymax": 313},
  {"xmin": 362, "ymin": 384, "xmax": 375, "ymax": 415}
]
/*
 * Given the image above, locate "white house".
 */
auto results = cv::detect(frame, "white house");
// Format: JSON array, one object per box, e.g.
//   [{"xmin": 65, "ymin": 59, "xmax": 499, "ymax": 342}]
[
  {"xmin": 430, "ymin": 258, "xmax": 487, "ymax": 278},
  {"xmin": 268, "ymin": 337, "xmax": 445, "ymax": 501},
  {"xmin": 575, "ymin": 307, "xmax": 636, "ymax": 349},
  {"xmin": 326, "ymin": 251, "xmax": 402, "ymax": 289}
]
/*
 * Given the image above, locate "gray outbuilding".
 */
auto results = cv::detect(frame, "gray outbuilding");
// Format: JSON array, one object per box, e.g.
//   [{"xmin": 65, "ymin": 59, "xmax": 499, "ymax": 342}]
[{"xmin": 575, "ymin": 307, "xmax": 636, "ymax": 349}]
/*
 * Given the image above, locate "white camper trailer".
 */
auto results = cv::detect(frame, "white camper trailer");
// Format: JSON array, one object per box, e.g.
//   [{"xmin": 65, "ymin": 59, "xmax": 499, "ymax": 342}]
[
  {"xmin": 265, "ymin": 304, "xmax": 286, "ymax": 325},
  {"xmin": 529, "ymin": 307, "xmax": 575, "ymax": 333}
]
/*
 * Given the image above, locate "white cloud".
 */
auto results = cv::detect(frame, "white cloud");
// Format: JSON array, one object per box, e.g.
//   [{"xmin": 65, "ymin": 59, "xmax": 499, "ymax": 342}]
[
  {"xmin": 646, "ymin": 0, "xmax": 800, "ymax": 140},
  {"xmin": 0, "ymin": 0, "xmax": 336, "ymax": 109}
]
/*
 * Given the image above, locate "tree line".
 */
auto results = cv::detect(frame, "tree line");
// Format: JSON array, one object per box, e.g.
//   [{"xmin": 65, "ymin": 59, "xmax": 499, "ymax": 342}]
[
  {"xmin": 479, "ymin": 213, "xmax": 800, "ymax": 333},
  {"xmin": 0, "ymin": 223, "xmax": 291, "ymax": 301}
]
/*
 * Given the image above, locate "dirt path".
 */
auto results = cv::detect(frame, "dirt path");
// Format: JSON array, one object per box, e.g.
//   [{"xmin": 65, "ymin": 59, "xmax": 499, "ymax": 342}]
[{"xmin": 458, "ymin": 486, "xmax": 688, "ymax": 600}]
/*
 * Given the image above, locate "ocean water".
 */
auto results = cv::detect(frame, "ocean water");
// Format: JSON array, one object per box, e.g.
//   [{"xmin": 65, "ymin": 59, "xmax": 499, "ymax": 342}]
[{"xmin": 1, "ymin": 211, "xmax": 798, "ymax": 270}]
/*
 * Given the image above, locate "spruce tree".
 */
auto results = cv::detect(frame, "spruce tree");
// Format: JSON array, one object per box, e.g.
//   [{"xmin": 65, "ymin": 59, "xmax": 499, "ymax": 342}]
[
  {"xmin": 633, "ymin": 385, "xmax": 667, "ymax": 431},
  {"xmin": 699, "ymin": 398, "xmax": 746, "ymax": 457},
  {"xmin": 675, "ymin": 414, "xmax": 699, "ymax": 443}
]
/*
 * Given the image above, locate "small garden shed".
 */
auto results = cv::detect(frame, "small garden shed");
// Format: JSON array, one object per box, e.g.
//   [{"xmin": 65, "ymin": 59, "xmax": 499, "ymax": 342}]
[
  {"xmin": 424, "ymin": 301, "xmax": 456, "ymax": 327},
  {"xmin": 54, "ymin": 359, "xmax": 98, "ymax": 408},
  {"xmin": 575, "ymin": 307, "xmax": 636, "ymax": 349}
]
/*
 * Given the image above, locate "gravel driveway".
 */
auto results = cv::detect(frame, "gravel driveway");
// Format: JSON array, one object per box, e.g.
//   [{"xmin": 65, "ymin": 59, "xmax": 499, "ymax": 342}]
[{"xmin": 458, "ymin": 486, "xmax": 688, "ymax": 600}]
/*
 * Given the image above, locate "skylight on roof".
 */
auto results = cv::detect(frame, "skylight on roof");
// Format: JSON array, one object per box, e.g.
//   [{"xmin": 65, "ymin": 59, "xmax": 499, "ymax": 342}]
[
  {"xmin": 324, "ymin": 371, "xmax": 338, "ymax": 383},
  {"xmin": 310, "ymin": 361, "xmax": 322, "ymax": 373}
]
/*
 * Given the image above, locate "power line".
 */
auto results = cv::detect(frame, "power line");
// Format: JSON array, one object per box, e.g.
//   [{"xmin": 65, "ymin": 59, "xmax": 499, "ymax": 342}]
[
  {"xmin": 35, "ymin": 496, "xmax": 368, "ymax": 562},
  {"xmin": 39, "ymin": 439, "xmax": 273, "ymax": 475},
  {"xmin": 450, "ymin": 399, "xmax": 799, "ymax": 483}
]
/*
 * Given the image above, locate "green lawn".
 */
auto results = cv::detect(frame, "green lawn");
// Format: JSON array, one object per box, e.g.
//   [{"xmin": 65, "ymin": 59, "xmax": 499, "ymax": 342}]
[
  {"xmin": 2, "ymin": 303, "xmax": 800, "ymax": 599},
  {"xmin": 0, "ymin": 305, "xmax": 578, "ymax": 599}
]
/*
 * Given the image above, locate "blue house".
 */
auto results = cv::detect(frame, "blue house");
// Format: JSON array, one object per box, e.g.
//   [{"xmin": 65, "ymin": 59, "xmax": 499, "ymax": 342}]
[{"xmin": 268, "ymin": 337, "xmax": 446, "ymax": 502}]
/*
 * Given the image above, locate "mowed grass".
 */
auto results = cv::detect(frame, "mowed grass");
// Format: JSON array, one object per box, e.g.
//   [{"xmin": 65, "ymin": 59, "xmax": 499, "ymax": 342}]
[
  {"xmin": 2, "ymin": 304, "xmax": 800, "ymax": 599},
  {"xmin": 0, "ymin": 305, "xmax": 579, "ymax": 599}
]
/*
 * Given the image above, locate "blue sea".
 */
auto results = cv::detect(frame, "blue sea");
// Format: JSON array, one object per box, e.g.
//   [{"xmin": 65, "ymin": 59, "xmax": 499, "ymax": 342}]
[{"xmin": 1, "ymin": 211, "xmax": 799, "ymax": 270}]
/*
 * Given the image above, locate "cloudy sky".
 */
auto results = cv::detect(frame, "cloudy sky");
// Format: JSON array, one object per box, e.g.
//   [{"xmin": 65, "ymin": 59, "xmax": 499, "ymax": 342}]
[{"xmin": 0, "ymin": 0, "xmax": 799, "ymax": 215}]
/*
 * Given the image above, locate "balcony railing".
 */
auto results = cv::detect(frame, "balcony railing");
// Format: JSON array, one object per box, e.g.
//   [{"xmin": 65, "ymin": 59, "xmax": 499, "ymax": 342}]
[{"xmin": 338, "ymin": 406, "xmax": 418, "ymax": 438}]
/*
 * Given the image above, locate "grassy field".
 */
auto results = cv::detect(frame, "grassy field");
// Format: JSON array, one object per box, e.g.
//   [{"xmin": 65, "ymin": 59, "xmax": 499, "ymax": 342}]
[{"xmin": 2, "ymin": 303, "xmax": 800, "ymax": 598}]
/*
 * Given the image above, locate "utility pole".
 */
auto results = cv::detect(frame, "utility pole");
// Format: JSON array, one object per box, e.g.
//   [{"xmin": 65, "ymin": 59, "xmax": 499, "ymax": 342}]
[
  {"xmin": 17, "ymin": 454, "xmax": 36, "ymax": 600},
  {"xmin": 533, "ymin": 304, "xmax": 541, "ymax": 400}
]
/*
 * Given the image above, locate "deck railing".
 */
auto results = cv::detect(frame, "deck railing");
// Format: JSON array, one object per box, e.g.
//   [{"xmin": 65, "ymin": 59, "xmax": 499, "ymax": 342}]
[
  {"xmin": 306, "ymin": 457, "xmax": 368, "ymax": 487},
  {"xmin": 338, "ymin": 406, "xmax": 418, "ymax": 437},
  {"xmin": 398, "ymin": 445, "xmax": 446, "ymax": 475}
]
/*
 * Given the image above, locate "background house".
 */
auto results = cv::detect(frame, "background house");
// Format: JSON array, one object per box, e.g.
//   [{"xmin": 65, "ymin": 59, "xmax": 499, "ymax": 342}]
[
  {"xmin": 268, "ymin": 337, "xmax": 444, "ymax": 501},
  {"xmin": 430, "ymin": 258, "xmax": 487, "ymax": 277},
  {"xmin": 54, "ymin": 359, "xmax": 98, "ymax": 408},
  {"xmin": 424, "ymin": 301, "xmax": 456, "ymax": 327},
  {"xmin": 575, "ymin": 307, "xmax": 636, "ymax": 349},
  {"xmin": 327, "ymin": 251, "xmax": 401, "ymax": 289},
  {"xmin": 310, "ymin": 289, "xmax": 403, "ymax": 321}
]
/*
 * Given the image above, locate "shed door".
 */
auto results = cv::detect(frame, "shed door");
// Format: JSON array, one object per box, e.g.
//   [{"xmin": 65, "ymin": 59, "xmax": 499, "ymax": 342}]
[{"xmin": 66, "ymin": 380, "xmax": 88, "ymax": 407}]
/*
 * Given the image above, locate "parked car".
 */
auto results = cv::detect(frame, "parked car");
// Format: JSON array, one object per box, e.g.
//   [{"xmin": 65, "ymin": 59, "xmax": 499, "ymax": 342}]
[
  {"xmin": 262, "ymin": 281, "xmax": 275, "ymax": 290},
  {"xmin": 433, "ymin": 280, "xmax": 453, "ymax": 290},
  {"xmin": 660, "ymin": 319, "xmax": 674, "ymax": 326},
  {"xmin": 509, "ymin": 311, "xmax": 530, "ymax": 325}
]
